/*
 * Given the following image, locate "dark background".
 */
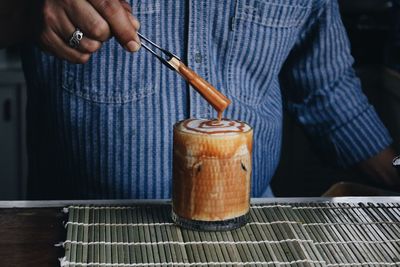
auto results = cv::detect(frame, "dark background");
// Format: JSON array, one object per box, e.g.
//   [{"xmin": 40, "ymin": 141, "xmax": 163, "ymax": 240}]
[{"xmin": 0, "ymin": 0, "xmax": 400, "ymax": 199}]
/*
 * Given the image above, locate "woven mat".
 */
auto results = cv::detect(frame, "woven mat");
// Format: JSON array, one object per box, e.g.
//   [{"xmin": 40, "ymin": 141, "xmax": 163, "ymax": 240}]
[{"xmin": 60, "ymin": 203, "xmax": 400, "ymax": 266}]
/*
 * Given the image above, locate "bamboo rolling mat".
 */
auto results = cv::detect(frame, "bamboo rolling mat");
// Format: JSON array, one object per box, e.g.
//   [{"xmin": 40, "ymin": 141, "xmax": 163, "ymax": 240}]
[{"xmin": 59, "ymin": 203, "xmax": 400, "ymax": 266}]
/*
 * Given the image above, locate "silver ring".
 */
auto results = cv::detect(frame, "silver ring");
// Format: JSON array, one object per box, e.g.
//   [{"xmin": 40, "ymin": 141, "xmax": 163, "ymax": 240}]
[{"xmin": 68, "ymin": 28, "xmax": 83, "ymax": 48}]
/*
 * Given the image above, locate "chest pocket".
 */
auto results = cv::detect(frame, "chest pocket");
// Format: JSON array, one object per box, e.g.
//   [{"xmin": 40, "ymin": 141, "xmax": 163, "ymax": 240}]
[
  {"xmin": 227, "ymin": 0, "xmax": 311, "ymax": 106},
  {"xmin": 61, "ymin": 1, "xmax": 161, "ymax": 104}
]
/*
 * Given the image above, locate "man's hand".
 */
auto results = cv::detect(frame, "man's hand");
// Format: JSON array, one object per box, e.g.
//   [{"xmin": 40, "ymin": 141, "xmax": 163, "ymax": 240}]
[
  {"xmin": 38, "ymin": 0, "xmax": 140, "ymax": 64},
  {"xmin": 356, "ymin": 147, "xmax": 400, "ymax": 191}
]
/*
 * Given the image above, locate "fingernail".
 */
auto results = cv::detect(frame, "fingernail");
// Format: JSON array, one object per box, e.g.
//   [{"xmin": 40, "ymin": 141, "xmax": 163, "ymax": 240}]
[
  {"xmin": 134, "ymin": 34, "xmax": 141, "ymax": 44},
  {"xmin": 125, "ymin": 41, "xmax": 140, "ymax": 52}
]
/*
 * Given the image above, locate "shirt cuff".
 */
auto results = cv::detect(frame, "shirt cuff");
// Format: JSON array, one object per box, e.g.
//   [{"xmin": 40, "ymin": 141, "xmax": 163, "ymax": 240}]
[{"xmin": 328, "ymin": 105, "xmax": 393, "ymax": 167}]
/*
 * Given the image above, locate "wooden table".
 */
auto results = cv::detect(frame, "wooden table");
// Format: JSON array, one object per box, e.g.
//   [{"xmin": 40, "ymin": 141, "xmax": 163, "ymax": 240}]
[
  {"xmin": 0, "ymin": 207, "xmax": 64, "ymax": 267},
  {"xmin": 1, "ymin": 197, "xmax": 399, "ymax": 267}
]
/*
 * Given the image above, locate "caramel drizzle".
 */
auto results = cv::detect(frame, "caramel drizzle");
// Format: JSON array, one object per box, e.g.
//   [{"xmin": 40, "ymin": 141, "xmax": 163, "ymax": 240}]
[{"xmin": 182, "ymin": 119, "xmax": 247, "ymax": 134}]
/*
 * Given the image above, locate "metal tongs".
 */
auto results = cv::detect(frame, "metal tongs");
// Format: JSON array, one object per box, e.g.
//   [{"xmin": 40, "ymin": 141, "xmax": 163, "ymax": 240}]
[
  {"xmin": 137, "ymin": 32, "xmax": 231, "ymax": 114},
  {"xmin": 137, "ymin": 32, "xmax": 179, "ymax": 71}
]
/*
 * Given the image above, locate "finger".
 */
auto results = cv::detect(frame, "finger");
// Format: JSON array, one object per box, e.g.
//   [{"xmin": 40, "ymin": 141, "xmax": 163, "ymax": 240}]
[
  {"xmin": 87, "ymin": 0, "xmax": 141, "ymax": 52},
  {"xmin": 124, "ymin": 10, "xmax": 141, "ymax": 33},
  {"xmin": 120, "ymin": 1, "xmax": 140, "ymax": 30},
  {"xmin": 63, "ymin": 0, "xmax": 112, "ymax": 42},
  {"xmin": 52, "ymin": 11, "xmax": 102, "ymax": 54},
  {"xmin": 76, "ymin": 36, "xmax": 103, "ymax": 54},
  {"xmin": 128, "ymin": 12, "xmax": 140, "ymax": 30},
  {"xmin": 119, "ymin": 0, "xmax": 132, "ymax": 13},
  {"xmin": 39, "ymin": 27, "xmax": 91, "ymax": 64}
]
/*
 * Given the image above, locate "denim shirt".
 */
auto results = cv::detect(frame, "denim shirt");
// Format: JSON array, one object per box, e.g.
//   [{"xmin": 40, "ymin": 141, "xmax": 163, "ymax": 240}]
[{"xmin": 21, "ymin": 0, "xmax": 391, "ymax": 199}]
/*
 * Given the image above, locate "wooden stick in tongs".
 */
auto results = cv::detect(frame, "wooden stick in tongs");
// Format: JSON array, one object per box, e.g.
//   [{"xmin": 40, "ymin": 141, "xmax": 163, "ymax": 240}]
[{"xmin": 137, "ymin": 32, "xmax": 231, "ymax": 120}]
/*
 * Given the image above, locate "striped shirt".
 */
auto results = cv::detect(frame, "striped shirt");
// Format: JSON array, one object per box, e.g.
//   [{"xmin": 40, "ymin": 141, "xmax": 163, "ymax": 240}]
[{"xmin": 21, "ymin": 0, "xmax": 392, "ymax": 199}]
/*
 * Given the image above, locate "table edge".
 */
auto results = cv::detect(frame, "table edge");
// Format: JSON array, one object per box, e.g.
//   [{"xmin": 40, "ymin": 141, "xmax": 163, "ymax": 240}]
[{"xmin": 1, "ymin": 197, "xmax": 400, "ymax": 208}]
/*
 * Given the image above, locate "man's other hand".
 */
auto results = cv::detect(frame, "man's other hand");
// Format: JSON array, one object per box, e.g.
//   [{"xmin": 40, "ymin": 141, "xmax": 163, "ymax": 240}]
[
  {"xmin": 357, "ymin": 147, "xmax": 400, "ymax": 191},
  {"xmin": 38, "ymin": 0, "xmax": 140, "ymax": 64}
]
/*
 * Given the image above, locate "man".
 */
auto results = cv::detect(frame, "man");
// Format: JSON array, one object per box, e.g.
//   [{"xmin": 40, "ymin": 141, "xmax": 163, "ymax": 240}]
[{"xmin": 2, "ymin": 0, "xmax": 399, "ymax": 199}]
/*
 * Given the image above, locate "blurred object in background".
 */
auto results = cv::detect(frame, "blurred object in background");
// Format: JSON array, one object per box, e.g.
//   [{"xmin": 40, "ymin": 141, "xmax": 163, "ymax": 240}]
[
  {"xmin": 323, "ymin": 182, "xmax": 400, "ymax": 197},
  {"xmin": 0, "ymin": 46, "xmax": 27, "ymax": 200},
  {"xmin": 0, "ymin": 47, "xmax": 21, "ymax": 70},
  {"xmin": 339, "ymin": 0, "xmax": 400, "ymax": 69},
  {"xmin": 339, "ymin": 0, "xmax": 392, "ymax": 65},
  {"xmin": 387, "ymin": 0, "xmax": 400, "ymax": 71}
]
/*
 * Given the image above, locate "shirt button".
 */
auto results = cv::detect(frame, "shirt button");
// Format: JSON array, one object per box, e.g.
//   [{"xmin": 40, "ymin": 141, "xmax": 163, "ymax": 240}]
[{"xmin": 194, "ymin": 53, "xmax": 202, "ymax": 63}]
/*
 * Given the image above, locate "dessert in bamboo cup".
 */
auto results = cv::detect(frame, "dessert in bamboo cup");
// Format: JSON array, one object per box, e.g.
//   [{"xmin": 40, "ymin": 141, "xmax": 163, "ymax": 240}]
[{"xmin": 172, "ymin": 118, "xmax": 253, "ymax": 231}]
